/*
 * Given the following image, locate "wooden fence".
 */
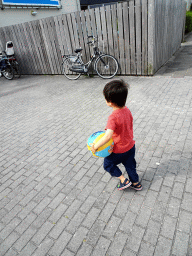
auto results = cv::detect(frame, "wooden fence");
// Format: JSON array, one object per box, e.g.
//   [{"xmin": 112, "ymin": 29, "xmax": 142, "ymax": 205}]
[{"xmin": 0, "ymin": 0, "xmax": 186, "ymax": 76}]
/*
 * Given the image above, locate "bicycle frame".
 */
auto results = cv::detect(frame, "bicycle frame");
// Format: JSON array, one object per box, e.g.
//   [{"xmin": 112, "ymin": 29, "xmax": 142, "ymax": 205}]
[{"xmin": 75, "ymin": 47, "xmax": 103, "ymax": 71}]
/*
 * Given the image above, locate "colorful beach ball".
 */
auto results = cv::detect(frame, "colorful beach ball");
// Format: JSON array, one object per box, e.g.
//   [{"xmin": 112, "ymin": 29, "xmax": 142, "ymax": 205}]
[{"xmin": 87, "ymin": 131, "xmax": 114, "ymax": 158}]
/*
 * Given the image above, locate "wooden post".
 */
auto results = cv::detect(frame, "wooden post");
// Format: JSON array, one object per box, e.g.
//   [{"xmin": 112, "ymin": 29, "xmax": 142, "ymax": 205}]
[{"xmin": 148, "ymin": 0, "xmax": 155, "ymax": 75}]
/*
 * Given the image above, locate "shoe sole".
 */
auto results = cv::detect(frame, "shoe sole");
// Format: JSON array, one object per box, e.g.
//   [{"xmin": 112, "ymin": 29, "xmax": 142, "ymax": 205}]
[
  {"xmin": 130, "ymin": 186, "xmax": 143, "ymax": 191},
  {"xmin": 118, "ymin": 182, "xmax": 132, "ymax": 191}
]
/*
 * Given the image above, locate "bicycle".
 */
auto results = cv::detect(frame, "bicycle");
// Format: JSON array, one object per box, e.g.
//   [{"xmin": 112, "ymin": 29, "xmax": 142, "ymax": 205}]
[
  {"xmin": 62, "ymin": 36, "xmax": 119, "ymax": 80},
  {"xmin": 3, "ymin": 50, "xmax": 21, "ymax": 78},
  {"xmin": 0, "ymin": 53, "xmax": 14, "ymax": 80}
]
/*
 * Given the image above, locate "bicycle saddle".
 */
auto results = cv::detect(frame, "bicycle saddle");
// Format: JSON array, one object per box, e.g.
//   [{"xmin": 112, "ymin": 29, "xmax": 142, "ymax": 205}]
[{"xmin": 75, "ymin": 49, "xmax": 83, "ymax": 53}]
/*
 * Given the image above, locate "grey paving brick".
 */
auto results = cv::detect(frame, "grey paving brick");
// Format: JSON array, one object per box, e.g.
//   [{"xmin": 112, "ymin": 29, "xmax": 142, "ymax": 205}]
[
  {"xmin": 82, "ymin": 207, "xmax": 101, "ymax": 229},
  {"xmin": 160, "ymin": 215, "xmax": 177, "ymax": 239},
  {"xmin": 15, "ymin": 213, "xmax": 36, "ymax": 234},
  {"xmin": 75, "ymin": 242, "xmax": 93, "ymax": 256},
  {"xmin": 67, "ymin": 227, "xmax": 88, "ymax": 253},
  {"xmin": 167, "ymin": 197, "xmax": 181, "ymax": 217},
  {"xmin": 86, "ymin": 219, "xmax": 106, "ymax": 246},
  {"xmin": 129, "ymin": 194, "xmax": 144, "ymax": 213},
  {"xmin": 32, "ymin": 238, "xmax": 54, "ymax": 256},
  {"xmin": 80, "ymin": 195, "xmax": 97, "ymax": 214},
  {"xmin": 93, "ymin": 191, "xmax": 111, "ymax": 210},
  {"xmin": 172, "ymin": 230, "xmax": 189, "ymax": 256},
  {"xmin": 18, "ymin": 201, "xmax": 37, "ymax": 220},
  {"xmin": 48, "ymin": 203, "xmax": 67, "ymax": 224},
  {"xmin": 49, "ymin": 216, "xmax": 69, "ymax": 239},
  {"xmin": 48, "ymin": 192, "xmax": 65, "ymax": 209},
  {"xmin": 33, "ymin": 196, "xmax": 52, "ymax": 215},
  {"xmin": 178, "ymin": 210, "xmax": 192, "ymax": 234},
  {"xmin": 32, "ymin": 221, "xmax": 54, "ymax": 245},
  {"xmin": 4, "ymin": 248, "xmax": 18, "ymax": 256},
  {"xmin": 102, "ymin": 215, "xmax": 121, "ymax": 239},
  {"xmin": 107, "ymin": 231, "xmax": 128, "ymax": 256},
  {"xmin": 0, "ymin": 231, "xmax": 19, "ymax": 254},
  {"xmin": 143, "ymin": 219, "xmax": 161, "ymax": 245},
  {"xmin": 66, "ymin": 211, "xmax": 86, "ymax": 234},
  {"xmin": 14, "ymin": 226, "xmax": 37, "ymax": 252},
  {"xmin": 125, "ymin": 225, "xmax": 145, "ymax": 253},
  {"xmin": 90, "ymin": 236, "xmax": 111, "ymax": 256},
  {"xmin": 64, "ymin": 199, "xmax": 83, "ymax": 220},
  {"xmin": 171, "ymin": 182, "xmax": 185, "ymax": 199},
  {"xmin": 185, "ymin": 178, "xmax": 192, "ymax": 193},
  {"xmin": 138, "ymin": 241, "xmax": 155, "ymax": 256},
  {"xmin": 135, "ymin": 206, "xmax": 152, "ymax": 228},
  {"xmin": 33, "ymin": 207, "xmax": 53, "ymax": 229},
  {"xmin": 154, "ymin": 236, "xmax": 172, "ymax": 256},
  {"xmin": 18, "ymin": 242, "xmax": 37, "ymax": 256},
  {"xmin": 1, "ymin": 205, "xmax": 22, "ymax": 225},
  {"xmin": 119, "ymin": 210, "xmax": 137, "ymax": 233},
  {"xmin": 0, "ymin": 217, "xmax": 21, "ymax": 240},
  {"xmin": 98, "ymin": 202, "xmax": 116, "ymax": 223},
  {"xmin": 181, "ymin": 192, "xmax": 192, "ymax": 212}
]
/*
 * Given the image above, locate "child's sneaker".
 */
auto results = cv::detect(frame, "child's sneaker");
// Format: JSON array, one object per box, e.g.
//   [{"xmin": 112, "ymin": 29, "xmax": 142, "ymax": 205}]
[
  {"xmin": 117, "ymin": 178, "xmax": 132, "ymax": 191},
  {"xmin": 130, "ymin": 182, "xmax": 142, "ymax": 191}
]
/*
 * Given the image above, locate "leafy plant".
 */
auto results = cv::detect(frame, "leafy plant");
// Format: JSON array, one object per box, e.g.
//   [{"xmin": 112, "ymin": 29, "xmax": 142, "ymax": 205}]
[{"xmin": 185, "ymin": 11, "xmax": 192, "ymax": 33}]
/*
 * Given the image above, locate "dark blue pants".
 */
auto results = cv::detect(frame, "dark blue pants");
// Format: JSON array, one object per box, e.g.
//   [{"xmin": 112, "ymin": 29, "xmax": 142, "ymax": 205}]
[{"xmin": 103, "ymin": 145, "xmax": 139, "ymax": 183}]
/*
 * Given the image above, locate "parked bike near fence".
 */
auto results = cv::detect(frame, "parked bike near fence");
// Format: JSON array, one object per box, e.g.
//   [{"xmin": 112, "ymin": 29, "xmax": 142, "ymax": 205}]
[
  {"xmin": 62, "ymin": 36, "xmax": 119, "ymax": 80},
  {"xmin": 0, "ymin": 53, "xmax": 14, "ymax": 80},
  {"xmin": 4, "ymin": 41, "xmax": 21, "ymax": 78}
]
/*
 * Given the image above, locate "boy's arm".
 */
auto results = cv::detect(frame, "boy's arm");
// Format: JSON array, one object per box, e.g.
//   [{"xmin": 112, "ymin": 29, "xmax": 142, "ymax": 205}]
[{"xmin": 91, "ymin": 129, "xmax": 113, "ymax": 154}]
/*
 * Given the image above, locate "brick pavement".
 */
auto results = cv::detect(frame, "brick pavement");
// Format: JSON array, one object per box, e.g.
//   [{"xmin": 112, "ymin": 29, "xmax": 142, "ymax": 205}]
[{"xmin": 0, "ymin": 58, "xmax": 192, "ymax": 255}]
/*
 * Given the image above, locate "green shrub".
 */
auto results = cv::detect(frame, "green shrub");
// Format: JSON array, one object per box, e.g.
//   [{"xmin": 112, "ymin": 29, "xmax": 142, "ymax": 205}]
[{"xmin": 185, "ymin": 11, "xmax": 192, "ymax": 33}]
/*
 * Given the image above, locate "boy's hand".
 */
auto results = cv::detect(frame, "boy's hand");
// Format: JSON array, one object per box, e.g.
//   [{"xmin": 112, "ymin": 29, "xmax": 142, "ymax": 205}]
[{"xmin": 90, "ymin": 144, "xmax": 97, "ymax": 154}]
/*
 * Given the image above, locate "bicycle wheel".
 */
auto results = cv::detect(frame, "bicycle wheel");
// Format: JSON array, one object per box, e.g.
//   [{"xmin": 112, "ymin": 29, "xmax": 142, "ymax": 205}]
[
  {"xmin": 13, "ymin": 61, "xmax": 21, "ymax": 78},
  {"xmin": 2, "ymin": 66, "xmax": 14, "ymax": 80},
  {"xmin": 62, "ymin": 58, "xmax": 81, "ymax": 80},
  {"xmin": 95, "ymin": 54, "xmax": 119, "ymax": 79}
]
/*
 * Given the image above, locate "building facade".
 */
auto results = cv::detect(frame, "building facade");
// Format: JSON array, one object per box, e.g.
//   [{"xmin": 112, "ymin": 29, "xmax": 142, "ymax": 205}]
[{"xmin": 0, "ymin": 0, "xmax": 80, "ymax": 27}]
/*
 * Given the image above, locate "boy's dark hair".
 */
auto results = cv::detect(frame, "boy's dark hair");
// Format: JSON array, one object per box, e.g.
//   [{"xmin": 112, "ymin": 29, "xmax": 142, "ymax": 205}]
[{"xmin": 103, "ymin": 79, "xmax": 129, "ymax": 108}]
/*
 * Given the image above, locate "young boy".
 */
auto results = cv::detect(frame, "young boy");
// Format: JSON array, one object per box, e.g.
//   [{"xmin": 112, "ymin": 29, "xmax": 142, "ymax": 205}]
[{"xmin": 91, "ymin": 79, "xmax": 142, "ymax": 191}]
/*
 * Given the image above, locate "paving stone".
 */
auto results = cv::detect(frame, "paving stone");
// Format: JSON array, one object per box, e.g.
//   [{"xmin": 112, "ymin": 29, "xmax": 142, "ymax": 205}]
[
  {"xmin": 33, "ymin": 238, "xmax": 54, "ymax": 256},
  {"xmin": 181, "ymin": 192, "xmax": 192, "ymax": 212},
  {"xmin": 91, "ymin": 236, "xmax": 111, "ymax": 256},
  {"xmin": 167, "ymin": 197, "xmax": 181, "ymax": 217},
  {"xmin": 76, "ymin": 243, "xmax": 93, "ymax": 256},
  {"xmin": 143, "ymin": 219, "xmax": 161, "ymax": 245},
  {"xmin": 138, "ymin": 241, "xmax": 155, "ymax": 256},
  {"xmin": 160, "ymin": 215, "xmax": 177, "ymax": 239},
  {"xmin": 67, "ymin": 227, "xmax": 88, "ymax": 253},
  {"xmin": 154, "ymin": 236, "xmax": 172, "ymax": 256},
  {"xmin": 125, "ymin": 225, "xmax": 145, "ymax": 253},
  {"xmin": 102, "ymin": 215, "xmax": 121, "ymax": 239},
  {"xmin": 48, "ymin": 231, "xmax": 72, "ymax": 256},
  {"xmin": 172, "ymin": 231, "xmax": 189, "ymax": 256}
]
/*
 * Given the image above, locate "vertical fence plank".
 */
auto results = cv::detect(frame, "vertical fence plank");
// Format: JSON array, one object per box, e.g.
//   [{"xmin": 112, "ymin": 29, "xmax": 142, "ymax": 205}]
[
  {"xmin": 117, "ymin": 2, "xmax": 125, "ymax": 74},
  {"xmin": 30, "ymin": 20, "xmax": 50, "ymax": 74},
  {"xmin": 148, "ymin": 0, "xmax": 155, "ymax": 75},
  {"xmin": 105, "ymin": 5, "xmax": 114, "ymax": 56},
  {"xmin": 81, "ymin": 10, "xmax": 90, "ymax": 62},
  {"xmin": 129, "ymin": 0, "xmax": 136, "ymax": 74},
  {"xmin": 135, "ymin": 0, "xmax": 142, "ymax": 75},
  {"xmin": 20, "ymin": 22, "xmax": 36, "ymax": 74},
  {"xmin": 142, "ymin": 0, "xmax": 148, "ymax": 75},
  {"xmin": 111, "ymin": 3, "xmax": 119, "ymax": 62},
  {"xmin": 100, "ymin": 6, "xmax": 108, "ymax": 54},
  {"xmin": 123, "ymin": 1, "xmax": 131, "ymax": 74},
  {"xmin": 95, "ymin": 7, "xmax": 103, "ymax": 52}
]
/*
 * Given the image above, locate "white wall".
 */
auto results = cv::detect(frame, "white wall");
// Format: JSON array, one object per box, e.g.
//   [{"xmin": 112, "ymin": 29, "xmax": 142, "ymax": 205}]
[{"xmin": 0, "ymin": 0, "xmax": 80, "ymax": 27}]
